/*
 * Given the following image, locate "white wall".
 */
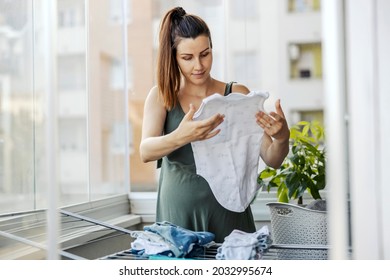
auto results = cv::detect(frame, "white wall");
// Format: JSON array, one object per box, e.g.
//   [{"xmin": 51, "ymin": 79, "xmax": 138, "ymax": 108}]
[
  {"xmin": 346, "ymin": 0, "xmax": 390, "ymax": 259},
  {"xmin": 346, "ymin": 0, "xmax": 390, "ymax": 260},
  {"xmin": 324, "ymin": 0, "xmax": 390, "ymax": 259},
  {"xmin": 376, "ymin": 0, "xmax": 390, "ymax": 259}
]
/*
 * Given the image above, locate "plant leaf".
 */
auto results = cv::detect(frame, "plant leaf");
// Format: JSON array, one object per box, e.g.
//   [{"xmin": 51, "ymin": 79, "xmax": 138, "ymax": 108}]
[
  {"xmin": 278, "ymin": 188, "xmax": 289, "ymax": 203},
  {"xmin": 258, "ymin": 168, "xmax": 276, "ymax": 179},
  {"xmin": 286, "ymin": 172, "xmax": 301, "ymax": 199}
]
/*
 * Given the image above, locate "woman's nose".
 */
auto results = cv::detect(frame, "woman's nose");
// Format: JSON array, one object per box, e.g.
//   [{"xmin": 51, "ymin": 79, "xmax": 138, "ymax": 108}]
[{"xmin": 194, "ymin": 57, "xmax": 203, "ymax": 69}]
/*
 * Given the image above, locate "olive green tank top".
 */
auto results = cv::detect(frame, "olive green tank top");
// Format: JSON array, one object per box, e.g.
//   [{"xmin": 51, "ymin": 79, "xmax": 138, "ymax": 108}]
[{"xmin": 155, "ymin": 81, "xmax": 256, "ymax": 243}]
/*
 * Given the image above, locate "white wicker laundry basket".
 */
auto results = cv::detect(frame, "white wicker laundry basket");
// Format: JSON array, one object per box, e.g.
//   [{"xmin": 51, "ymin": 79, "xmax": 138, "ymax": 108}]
[{"xmin": 267, "ymin": 202, "xmax": 328, "ymax": 260}]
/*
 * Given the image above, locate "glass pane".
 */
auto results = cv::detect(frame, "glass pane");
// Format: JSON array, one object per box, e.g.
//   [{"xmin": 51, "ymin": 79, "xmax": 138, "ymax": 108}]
[
  {"xmin": 88, "ymin": 0, "xmax": 128, "ymax": 198},
  {"xmin": 55, "ymin": 0, "xmax": 89, "ymax": 205},
  {"xmin": 0, "ymin": 0, "xmax": 132, "ymax": 214},
  {"xmin": 0, "ymin": 0, "xmax": 35, "ymax": 213},
  {"xmin": 0, "ymin": 0, "xmax": 325, "ymax": 214},
  {"xmin": 127, "ymin": 0, "xmax": 161, "ymax": 192}
]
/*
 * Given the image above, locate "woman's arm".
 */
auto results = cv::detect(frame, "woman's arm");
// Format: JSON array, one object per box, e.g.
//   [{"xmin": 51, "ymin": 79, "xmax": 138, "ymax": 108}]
[
  {"xmin": 230, "ymin": 83, "xmax": 289, "ymax": 168},
  {"xmin": 256, "ymin": 99, "xmax": 290, "ymax": 169},
  {"xmin": 140, "ymin": 86, "xmax": 225, "ymax": 163},
  {"xmin": 140, "ymin": 86, "xmax": 178, "ymax": 162}
]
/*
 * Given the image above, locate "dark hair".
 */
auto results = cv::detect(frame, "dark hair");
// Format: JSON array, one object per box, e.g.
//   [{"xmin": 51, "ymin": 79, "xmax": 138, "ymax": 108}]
[{"xmin": 157, "ymin": 7, "xmax": 212, "ymax": 110}]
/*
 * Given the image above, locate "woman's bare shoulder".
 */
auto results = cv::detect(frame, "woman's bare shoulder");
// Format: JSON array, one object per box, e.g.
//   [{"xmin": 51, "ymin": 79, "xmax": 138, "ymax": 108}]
[
  {"xmin": 147, "ymin": 85, "xmax": 159, "ymax": 98},
  {"xmin": 145, "ymin": 86, "xmax": 166, "ymax": 110},
  {"xmin": 146, "ymin": 86, "xmax": 161, "ymax": 103},
  {"xmin": 232, "ymin": 83, "xmax": 250, "ymax": 94},
  {"xmin": 212, "ymin": 79, "xmax": 250, "ymax": 95}
]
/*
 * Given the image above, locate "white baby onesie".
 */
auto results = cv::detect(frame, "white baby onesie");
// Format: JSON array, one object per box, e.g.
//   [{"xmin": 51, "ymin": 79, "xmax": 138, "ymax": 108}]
[{"xmin": 191, "ymin": 91, "xmax": 269, "ymax": 212}]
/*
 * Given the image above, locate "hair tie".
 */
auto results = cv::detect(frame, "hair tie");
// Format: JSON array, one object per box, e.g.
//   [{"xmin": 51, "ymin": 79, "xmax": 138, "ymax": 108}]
[{"xmin": 172, "ymin": 7, "xmax": 186, "ymax": 22}]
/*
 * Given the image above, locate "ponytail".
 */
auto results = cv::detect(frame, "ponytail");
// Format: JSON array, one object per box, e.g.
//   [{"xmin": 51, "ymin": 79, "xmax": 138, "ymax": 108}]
[{"xmin": 157, "ymin": 7, "xmax": 212, "ymax": 110}]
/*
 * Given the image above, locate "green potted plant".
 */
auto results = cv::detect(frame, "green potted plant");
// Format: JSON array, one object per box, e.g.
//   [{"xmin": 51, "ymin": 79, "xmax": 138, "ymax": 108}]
[
  {"xmin": 257, "ymin": 120, "xmax": 328, "ymax": 259},
  {"xmin": 257, "ymin": 120, "xmax": 326, "ymax": 205}
]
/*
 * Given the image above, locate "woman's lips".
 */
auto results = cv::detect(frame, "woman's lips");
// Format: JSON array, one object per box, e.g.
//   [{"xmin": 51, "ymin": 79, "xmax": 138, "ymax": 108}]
[{"xmin": 192, "ymin": 71, "xmax": 205, "ymax": 78}]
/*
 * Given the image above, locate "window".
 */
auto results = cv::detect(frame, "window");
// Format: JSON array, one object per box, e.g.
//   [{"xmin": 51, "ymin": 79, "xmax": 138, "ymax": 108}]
[
  {"xmin": 58, "ymin": 0, "xmax": 85, "ymax": 28},
  {"xmin": 0, "ymin": 0, "xmax": 35, "ymax": 213},
  {"xmin": 0, "ymin": 0, "xmax": 130, "ymax": 214},
  {"xmin": 288, "ymin": 42, "xmax": 322, "ymax": 79},
  {"xmin": 292, "ymin": 110, "xmax": 324, "ymax": 126},
  {"xmin": 109, "ymin": 58, "xmax": 133, "ymax": 91},
  {"xmin": 231, "ymin": 0, "xmax": 259, "ymax": 19},
  {"xmin": 233, "ymin": 51, "xmax": 260, "ymax": 89},
  {"xmin": 288, "ymin": 0, "xmax": 321, "ymax": 13},
  {"xmin": 0, "ymin": 0, "xmax": 325, "ymax": 211},
  {"xmin": 0, "ymin": 0, "xmax": 337, "ymax": 261},
  {"xmin": 58, "ymin": 55, "xmax": 86, "ymax": 90},
  {"xmin": 109, "ymin": 0, "xmax": 132, "ymax": 24}
]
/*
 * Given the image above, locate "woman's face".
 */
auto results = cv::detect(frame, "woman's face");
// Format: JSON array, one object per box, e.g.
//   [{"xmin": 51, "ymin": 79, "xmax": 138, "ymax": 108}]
[{"xmin": 175, "ymin": 35, "xmax": 213, "ymax": 85}]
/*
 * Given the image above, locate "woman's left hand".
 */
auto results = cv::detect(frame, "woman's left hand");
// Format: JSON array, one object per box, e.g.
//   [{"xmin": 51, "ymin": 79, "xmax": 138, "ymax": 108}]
[{"xmin": 256, "ymin": 99, "xmax": 290, "ymax": 142}]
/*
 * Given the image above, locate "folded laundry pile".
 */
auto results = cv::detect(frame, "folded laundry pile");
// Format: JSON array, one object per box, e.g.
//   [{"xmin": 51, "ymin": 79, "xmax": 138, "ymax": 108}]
[
  {"xmin": 216, "ymin": 225, "xmax": 272, "ymax": 260},
  {"xmin": 130, "ymin": 221, "xmax": 215, "ymax": 258}
]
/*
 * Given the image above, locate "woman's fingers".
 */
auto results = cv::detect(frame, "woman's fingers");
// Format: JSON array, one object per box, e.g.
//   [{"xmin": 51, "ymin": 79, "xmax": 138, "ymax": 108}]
[
  {"xmin": 183, "ymin": 103, "xmax": 196, "ymax": 121},
  {"xmin": 275, "ymin": 99, "xmax": 286, "ymax": 119},
  {"xmin": 196, "ymin": 113, "xmax": 224, "ymax": 139},
  {"xmin": 200, "ymin": 113, "xmax": 225, "ymax": 128}
]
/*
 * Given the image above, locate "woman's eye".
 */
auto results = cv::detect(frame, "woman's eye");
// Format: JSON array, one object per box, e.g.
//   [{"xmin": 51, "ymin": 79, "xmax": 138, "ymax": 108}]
[
  {"xmin": 201, "ymin": 52, "xmax": 209, "ymax": 57},
  {"xmin": 182, "ymin": 56, "xmax": 192, "ymax": 61}
]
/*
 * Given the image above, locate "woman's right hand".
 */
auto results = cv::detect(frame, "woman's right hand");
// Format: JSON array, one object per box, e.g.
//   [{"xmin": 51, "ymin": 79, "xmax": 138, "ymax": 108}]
[
  {"xmin": 140, "ymin": 89, "xmax": 224, "ymax": 163},
  {"xmin": 176, "ymin": 103, "xmax": 225, "ymax": 143}
]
